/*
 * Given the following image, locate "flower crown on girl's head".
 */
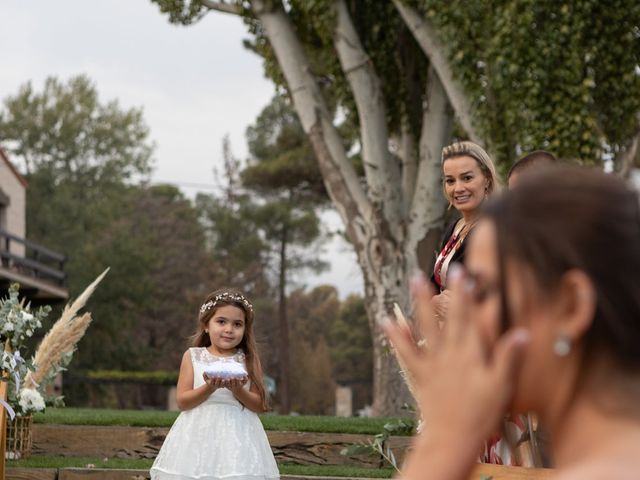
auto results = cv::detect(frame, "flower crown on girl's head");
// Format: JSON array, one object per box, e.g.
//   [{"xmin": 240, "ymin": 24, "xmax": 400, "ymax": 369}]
[{"xmin": 200, "ymin": 292, "xmax": 253, "ymax": 315}]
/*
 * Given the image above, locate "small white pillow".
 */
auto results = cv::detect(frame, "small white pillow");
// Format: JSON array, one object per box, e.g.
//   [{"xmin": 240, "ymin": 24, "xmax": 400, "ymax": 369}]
[{"xmin": 204, "ymin": 360, "xmax": 248, "ymax": 379}]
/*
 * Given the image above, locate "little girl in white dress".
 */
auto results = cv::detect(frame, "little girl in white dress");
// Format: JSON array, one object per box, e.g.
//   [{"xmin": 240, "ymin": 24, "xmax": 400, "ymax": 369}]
[{"xmin": 150, "ymin": 289, "xmax": 279, "ymax": 480}]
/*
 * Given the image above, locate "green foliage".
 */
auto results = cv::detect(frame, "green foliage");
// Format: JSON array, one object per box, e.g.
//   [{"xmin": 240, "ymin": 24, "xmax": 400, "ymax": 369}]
[
  {"xmin": 285, "ymin": 286, "xmax": 337, "ymax": 414},
  {"xmin": 7, "ymin": 456, "xmax": 394, "ymax": 477},
  {"xmin": 34, "ymin": 407, "xmax": 411, "ymax": 434},
  {"xmin": 241, "ymin": 1, "xmax": 429, "ymax": 143},
  {"xmin": 0, "ymin": 75, "xmax": 152, "ymax": 178},
  {"xmin": 153, "ymin": 0, "xmax": 640, "ymax": 171},
  {"xmin": 0, "ymin": 284, "xmax": 51, "ymax": 415},
  {"xmin": 329, "ymin": 294, "xmax": 373, "ymax": 410},
  {"xmin": 149, "ymin": 0, "xmax": 212, "ymax": 25},
  {"xmin": 83, "ymin": 370, "xmax": 179, "ymax": 385},
  {"xmin": 8, "ymin": 455, "xmax": 154, "ymax": 470},
  {"xmin": 50, "ymin": 183, "xmax": 214, "ymax": 374},
  {"xmin": 243, "ymin": 95, "xmax": 326, "ymax": 197},
  {"xmin": 241, "ymin": 96, "xmax": 329, "ymax": 284},
  {"xmin": 279, "ymin": 464, "xmax": 395, "ymax": 478},
  {"xmin": 284, "ymin": 287, "xmax": 372, "ymax": 414},
  {"xmin": 413, "ymin": 0, "xmax": 640, "ymax": 165},
  {"xmin": 341, "ymin": 417, "xmax": 416, "ymax": 471},
  {"xmin": 195, "ymin": 136, "xmax": 270, "ymax": 294},
  {"xmin": 290, "ymin": 336, "xmax": 336, "ymax": 414},
  {"xmin": 240, "ymin": 96, "xmax": 331, "ymax": 412},
  {"xmin": 0, "ymin": 76, "xmax": 214, "ymax": 378}
]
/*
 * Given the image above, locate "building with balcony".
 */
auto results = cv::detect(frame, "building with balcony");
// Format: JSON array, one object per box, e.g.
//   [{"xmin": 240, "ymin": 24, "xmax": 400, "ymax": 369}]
[{"xmin": 0, "ymin": 148, "xmax": 68, "ymax": 304}]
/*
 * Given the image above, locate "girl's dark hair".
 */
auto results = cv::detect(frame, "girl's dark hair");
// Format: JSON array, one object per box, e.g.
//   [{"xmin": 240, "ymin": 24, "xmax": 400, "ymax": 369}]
[
  {"xmin": 191, "ymin": 287, "xmax": 268, "ymax": 410},
  {"xmin": 485, "ymin": 166, "xmax": 640, "ymax": 370}
]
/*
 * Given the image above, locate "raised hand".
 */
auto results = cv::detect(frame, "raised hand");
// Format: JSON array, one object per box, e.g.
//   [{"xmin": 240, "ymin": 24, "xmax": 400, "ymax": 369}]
[{"xmin": 382, "ymin": 267, "xmax": 530, "ymax": 477}]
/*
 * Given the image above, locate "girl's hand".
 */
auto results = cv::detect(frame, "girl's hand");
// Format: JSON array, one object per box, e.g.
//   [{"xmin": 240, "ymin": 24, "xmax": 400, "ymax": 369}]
[
  {"xmin": 383, "ymin": 268, "xmax": 530, "ymax": 451},
  {"xmin": 228, "ymin": 376, "xmax": 249, "ymax": 393},
  {"xmin": 202, "ymin": 372, "xmax": 213, "ymax": 388},
  {"xmin": 202, "ymin": 373, "xmax": 226, "ymax": 391}
]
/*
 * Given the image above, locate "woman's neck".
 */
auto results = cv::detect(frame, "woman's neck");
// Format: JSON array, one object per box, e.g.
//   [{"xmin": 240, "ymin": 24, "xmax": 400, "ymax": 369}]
[
  {"xmin": 207, "ymin": 344, "xmax": 236, "ymax": 357},
  {"xmin": 550, "ymin": 395, "xmax": 640, "ymax": 470},
  {"xmin": 460, "ymin": 209, "xmax": 480, "ymax": 225},
  {"xmin": 546, "ymin": 369, "xmax": 640, "ymax": 470}
]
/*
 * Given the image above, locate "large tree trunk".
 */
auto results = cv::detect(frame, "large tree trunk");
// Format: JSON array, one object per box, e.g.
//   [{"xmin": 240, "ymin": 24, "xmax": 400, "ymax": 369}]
[
  {"xmin": 615, "ymin": 123, "xmax": 640, "ymax": 178},
  {"xmin": 251, "ymin": 0, "xmax": 452, "ymax": 415}
]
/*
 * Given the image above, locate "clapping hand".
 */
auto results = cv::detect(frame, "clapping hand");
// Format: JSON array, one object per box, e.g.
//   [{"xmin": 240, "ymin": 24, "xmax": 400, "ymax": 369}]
[{"xmin": 382, "ymin": 268, "xmax": 530, "ymax": 462}]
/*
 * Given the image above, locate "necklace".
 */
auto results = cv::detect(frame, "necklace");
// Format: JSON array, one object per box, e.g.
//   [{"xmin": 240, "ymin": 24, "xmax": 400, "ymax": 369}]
[{"xmin": 434, "ymin": 219, "xmax": 477, "ymax": 288}]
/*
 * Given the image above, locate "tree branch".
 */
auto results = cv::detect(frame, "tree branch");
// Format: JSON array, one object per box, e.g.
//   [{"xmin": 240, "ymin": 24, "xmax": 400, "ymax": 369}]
[
  {"xmin": 393, "ymin": 0, "xmax": 481, "ymax": 145},
  {"xmin": 400, "ymin": 118, "xmax": 418, "ymax": 215},
  {"xmin": 617, "ymin": 125, "xmax": 640, "ymax": 179},
  {"xmin": 201, "ymin": 0, "xmax": 242, "ymax": 15},
  {"xmin": 333, "ymin": 0, "xmax": 403, "ymax": 231},
  {"xmin": 250, "ymin": 0, "xmax": 373, "ymax": 242},
  {"xmin": 408, "ymin": 66, "xmax": 453, "ymax": 248}
]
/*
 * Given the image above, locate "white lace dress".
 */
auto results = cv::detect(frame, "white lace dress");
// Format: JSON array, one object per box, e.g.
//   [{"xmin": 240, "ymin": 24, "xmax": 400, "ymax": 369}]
[{"xmin": 150, "ymin": 348, "xmax": 280, "ymax": 480}]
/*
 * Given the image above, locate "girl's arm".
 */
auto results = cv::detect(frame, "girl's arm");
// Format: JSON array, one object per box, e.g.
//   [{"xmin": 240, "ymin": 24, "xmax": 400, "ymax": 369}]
[
  {"xmin": 175, "ymin": 350, "xmax": 216, "ymax": 411},
  {"xmin": 230, "ymin": 380, "xmax": 266, "ymax": 413}
]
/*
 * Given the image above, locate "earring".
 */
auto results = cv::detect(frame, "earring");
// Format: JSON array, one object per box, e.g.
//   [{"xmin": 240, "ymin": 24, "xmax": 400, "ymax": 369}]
[
  {"xmin": 204, "ymin": 329, "xmax": 208, "ymax": 334},
  {"xmin": 553, "ymin": 334, "xmax": 571, "ymax": 357}
]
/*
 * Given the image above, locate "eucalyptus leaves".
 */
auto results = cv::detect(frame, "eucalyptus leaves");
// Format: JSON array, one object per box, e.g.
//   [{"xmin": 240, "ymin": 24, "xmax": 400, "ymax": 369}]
[{"xmin": 0, "ymin": 284, "xmax": 51, "ymax": 416}]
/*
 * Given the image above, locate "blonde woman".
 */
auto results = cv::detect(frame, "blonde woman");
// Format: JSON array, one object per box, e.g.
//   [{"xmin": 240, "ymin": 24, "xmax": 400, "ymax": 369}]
[
  {"xmin": 428, "ymin": 142, "xmax": 539, "ymax": 466},
  {"xmin": 431, "ymin": 141, "xmax": 500, "ymax": 318},
  {"xmin": 387, "ymin": 167, "xmax": 640, "ymax": 478}
]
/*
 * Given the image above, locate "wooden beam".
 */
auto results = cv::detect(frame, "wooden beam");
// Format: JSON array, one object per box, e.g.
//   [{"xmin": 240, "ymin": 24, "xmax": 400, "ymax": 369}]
[{"xmin": 6, "ymin": 468, "xmax": 56, "ymax": 480}]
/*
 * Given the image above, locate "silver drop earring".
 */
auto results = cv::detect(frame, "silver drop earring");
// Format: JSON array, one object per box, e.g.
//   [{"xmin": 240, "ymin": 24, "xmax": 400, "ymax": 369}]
[{"xmin": 553, "ymin": 335, "xmax": 571, "ymax": 357}]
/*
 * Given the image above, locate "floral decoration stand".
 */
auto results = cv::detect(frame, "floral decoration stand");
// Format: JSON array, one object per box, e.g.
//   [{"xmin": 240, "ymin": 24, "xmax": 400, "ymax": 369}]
[
  {"xmin": 5, "ymin": 414, "xmax": 32, "ymax": 460},
  {"xmin": 0, "ymin": 342, "xmax": 11, "ymax": 480}
]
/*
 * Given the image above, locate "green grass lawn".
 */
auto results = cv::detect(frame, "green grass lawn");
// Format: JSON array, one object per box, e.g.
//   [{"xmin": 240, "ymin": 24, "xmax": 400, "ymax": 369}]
[
  {"xmin": 280, "ymin": 464, "xmax": 395, "ymax": 478},
  {"xmin": 34, "ymin": 408, "xmax": 412, "ymax": 435},
  {"xmin": 7, "ymin": 457, "xmax": 395, "ymax": 478}
]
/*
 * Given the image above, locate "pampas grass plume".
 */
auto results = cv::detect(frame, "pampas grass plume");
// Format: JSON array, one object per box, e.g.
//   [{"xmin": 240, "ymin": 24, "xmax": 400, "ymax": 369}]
[{"xmin": 25, "ymin": 268, "xmax": 109, "ymax": 389}]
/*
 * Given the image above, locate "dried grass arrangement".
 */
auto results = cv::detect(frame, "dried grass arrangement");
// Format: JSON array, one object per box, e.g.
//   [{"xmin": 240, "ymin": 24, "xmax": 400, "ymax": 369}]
[{"xmin": 23, "ymin": 268, "xmax": 109, "ymax": 394}]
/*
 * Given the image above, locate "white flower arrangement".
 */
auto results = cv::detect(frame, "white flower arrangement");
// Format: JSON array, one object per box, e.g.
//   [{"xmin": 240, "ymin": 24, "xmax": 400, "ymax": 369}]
[
  {"xmin": 18, "ymin": 388, "xmax": 45, "ymax": 414},
  {"xmin": 0, "ymin": 272, "xmax": 107, "ymax": 419},
  {"xmin": 0, "ymin": 284, "xmax": 51, "ymax": 416}
]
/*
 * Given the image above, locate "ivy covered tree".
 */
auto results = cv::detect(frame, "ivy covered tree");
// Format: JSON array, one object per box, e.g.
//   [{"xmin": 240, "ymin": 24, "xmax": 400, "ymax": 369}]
[
  {"xmin": 151, "ymin": 0, "xmax": 640, "ymax": 414},
  {"xmin": 398, "ymin": 0, "xmax": 640, "ymax": 171}
]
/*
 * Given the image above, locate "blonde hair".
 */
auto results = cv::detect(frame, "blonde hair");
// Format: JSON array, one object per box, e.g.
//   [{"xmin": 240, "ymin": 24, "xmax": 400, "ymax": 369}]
[{"xmin": 441, "ymin": 141, "xmax": 501, "ymax": 195}]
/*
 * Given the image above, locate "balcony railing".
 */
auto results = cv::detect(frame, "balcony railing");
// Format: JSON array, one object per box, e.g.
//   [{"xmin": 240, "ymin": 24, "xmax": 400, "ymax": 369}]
[{"xmin": 0, "ymin": 229, "xmax": 66, "ymax": 287}]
